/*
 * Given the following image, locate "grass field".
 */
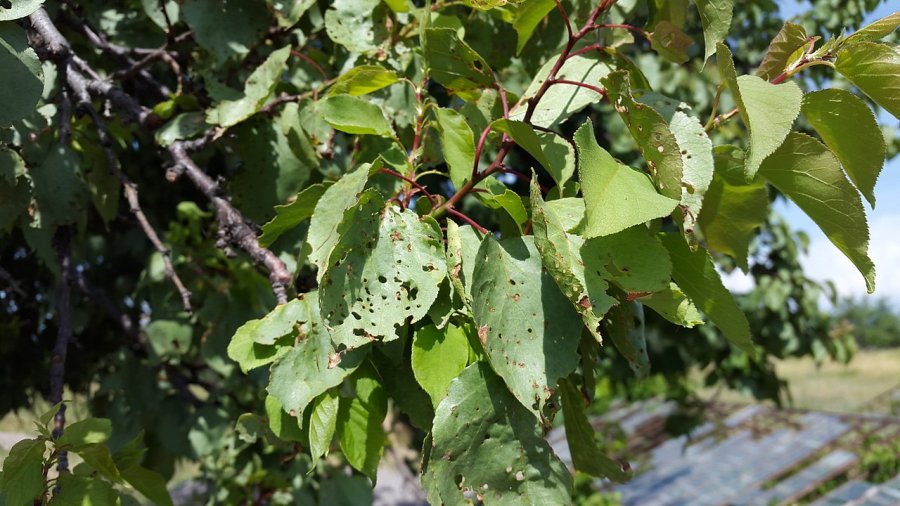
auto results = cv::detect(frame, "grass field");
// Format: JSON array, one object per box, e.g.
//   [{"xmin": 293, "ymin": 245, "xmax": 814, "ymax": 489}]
[{"xmin": 697, "ymin": 348, "xmax": 900, "ymax": 414}]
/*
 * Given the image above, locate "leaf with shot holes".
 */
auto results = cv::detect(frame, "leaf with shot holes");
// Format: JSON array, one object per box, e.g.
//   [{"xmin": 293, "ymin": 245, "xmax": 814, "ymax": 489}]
[
  {"xmin": 602, "ymin": 72, "xmax": 684, "ymax": 199},
  {"xmin": 421, "ymin": 362, "xmax": 573, "ymax": 505},
  {"xmin": 319, "ymin": 190, "xmax": 447, "ymax": 348},
  {"xmin": 445, "ymin": 221, "xmax": 484, "ymax": 309},
  {"xmin": 471, "ymin": 235, "xmax": 583, "ymax": 418},
  {"xmin": 267, "ymin": 291, "xmax": 368, "ymax": 423},
  {"xmin": 530, "ymin": 177, "xmax": 615, "ymax": 346}
]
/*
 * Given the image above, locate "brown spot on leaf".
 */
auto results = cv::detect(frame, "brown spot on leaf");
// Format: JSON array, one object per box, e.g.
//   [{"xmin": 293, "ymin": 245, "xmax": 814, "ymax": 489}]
[
  {"xmin": 578, "ymin": 296, "xmax": 591, "ymax": 310},
  {"xmin": 625, "ymin": 291, "xmax": 653, "ymax": 302},
  {"xmin": 327, "ymin": 352, "xmax": 342, "ymax": 369},
  {"xmin": 478, "ymin": 325, "xmax": 489, "ymax": 346}
]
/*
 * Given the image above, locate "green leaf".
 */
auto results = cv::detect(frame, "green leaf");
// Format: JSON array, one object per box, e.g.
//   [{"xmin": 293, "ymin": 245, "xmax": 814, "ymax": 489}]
[
  {"xmin": 422, "ymin": 362, "xmax": 573, "ymax": 505},
  {"xmin": 227, "ymin": 297, "xmax": 307, "ymax": 373},
  {"xmin": 698, "ymin": 146, "xmax": 769, "ymax": 271},
  {"xmin": 737, "ymin": 75, "xmax": 803, "ymax": 179},
  {"xmin": 693, "ymin": 0, "xmax": 733, "ymax": 64},
  {"xmin": 491, "ymin": 119, "xmax": 552, "ymax": 170},
  {"xmin": 471, "ymin": 235, "xmax": 584, "ymax": 418},
  {"xmin": 57, "ymin": 418, "xmax": 112, "ymax": 448},
  {"xmin": 329, "ymin": 65, "xmax": 399, "ymax": 96},
  {"xmin": 308, "ymin": 389, "xmax": 340, "ymax": 459},
  {"xmin": 464, "ymin": 0, "xmax": 524, "ymax": 10},
  {"xmin": 49, "ymin": 474, "xmax": 118, "ymax": 506},
  {"xmin": 325, "ymin": 0, "xmax": 386, "ymax": 54},
  {"xmin": 423, "ymin": 27, "xmax": 494, "ymax": 101},
  {"xmin": 37, "ymin": 402, "xmax": 63, "ymax": 430},
  {"xmin": 154, "ymin": 112, "xmax": 209, "ymax": 147},
  {"xmin": 445, "ymin": 221, "xmax": 484, "ymax": 308},
  {"xmin": 478, "ymin": 177, "xmax": 529, "ymax": 233},
  {"xmin": 183, "ymin": 0, "xmax": 270, "ymax": 62},
  {"xmin": 434, "ymin": 107, "xmax": 476, "ymax": 190},
  {"xmin": 0, "ymin": 24, "xmax": 44, "ymax": 126},
  {"xmin": 258, "ymin": 183, "xmax": 330, "ymax": 248},
  {"xmin": 264, "ymin": 395, "xmax": 308, "ymax": 443},
  {"xmin": 0, "ymin": 438, "xmax": 45, "ymax": 506},
  {"xmin": 602, "ymin": 72, "xmax": 684, "ymax": 199},
  {"xmin": 758, "ymin": 132, "xmax": 875, "ymax": 293},
  {"xmin": 512, "ymin": 0, "xmax": 555, "ymax": 54},
  {"xmin": 111, "ymin": 432, "xmax": 146, "ymax": 472},
  {"xmin": 121, "ymin": 466, "xmax": 174, "ymax": 506},
  {"xmin": 319, "ymin": 192, "xmax": 446, "ymax": 346},
  {"xmin": 538, "ymin": 131, "xmax": 577, "ymax": 191},
  {"xmin": 235, "ymin": 413, "xmax": 267, "ymax": 443},
  {"xmin": 559, "ymin": 379, "xmax": 630, "ymax": 482},
  {"xmin": 74, "ymin": 444, "xmax": 120, "ymax": 482},
  {"xmin": 271, "ymin": 0, "xmax": 316, "ymax": 27},
  {"xmin": 717, "ymin": 43, "xmax": 803, "ymax": 179},
  {"xmin": 372, "ymin": 348, "xmax": 436, "ymax": 431},
  {"xmin": 0, "ymin": 0, "xmax": 43, "ymax": 20},
  {"xmin": 661, "ymin": 233, "xmax": 754, "ymax": 353},
  {"xmin": 835, "ymin": 41, "xmax": 900, "ymax": 120},
  {"xmin": 319, "ymin": 94, "xmax": 394, "ymax": 136},
  {"xmin": 582, "ymin": 226, "xmax": 672, "ymax": 295},
  {"xmin": 649, "ymin": 20, "xmax": 695, "ymax": 63},
  {"xmin": 227, "ymin": 115, "xmax": 315, "ymax": 223},
  {"xmin": 802, "ymin": 89, "xmax": 885, "ymax": 208},
  {"xmin": 511, "ymin": 55, "xmax": 613, "ymax": 127},
  {"xmin": 639, "ymin": 282, "xmax": 704, "ymax": 327},
  {"xmin": 575, "ymin": 119, "xmax": 679, "ymax": 238},
  {"xmin": 0, "ymin": 148, "xmax": 30, "ymax": 231},
  {"xmin": 267, "ymin": 291, "xmax": 368, "ymax": 421},
  {"xmin": 546, "ymin": 198, "xmax": 584, "ymax": 232},
  {"xmin": 530, "ymin": 178, "xmax": 615, "ymax": 345},
  {"xmin": 411, "ymin": 323, "xmax": 470, "ymax": 407},
  {"xmin": 847, "ymin": 11, "xmax": 900, "ymax": 43},
  {"xmin": 756, "ymin": 22, "xmax": 809, "ymax": 81},
  {"xmin": 336, "ymin": 364, "xmax": 387, "ymax": 480},
  {"xmin": 206, "ymin": 45, "xmax": 292, "ymax": 127},
  {"xmin": 307, "ymin": 164, "xmax": 371, "ymax": 278}
]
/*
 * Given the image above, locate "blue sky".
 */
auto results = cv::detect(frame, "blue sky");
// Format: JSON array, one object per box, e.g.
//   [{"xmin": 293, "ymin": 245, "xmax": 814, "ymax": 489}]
[{"xmin": 722, "ymin": 2, "xmax": 900, "ymax": 306}]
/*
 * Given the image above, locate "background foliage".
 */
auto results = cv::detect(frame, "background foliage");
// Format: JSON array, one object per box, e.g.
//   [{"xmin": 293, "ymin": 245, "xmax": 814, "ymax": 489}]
[{"xmin": 0, "ymin": 0, "xmax": 897, "ymax": 504}]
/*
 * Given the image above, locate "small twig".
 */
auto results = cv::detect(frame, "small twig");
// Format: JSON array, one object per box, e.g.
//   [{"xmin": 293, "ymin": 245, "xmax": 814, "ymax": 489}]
[
  {"xmin": 550, "ymin": 78, "xmax": 607, "ymax": 97},
  {"xmin": 291, "ymin": 50, "xmax": 329, "ymax": 83},
  {"xmin": 447, "ymin": 208, "xmax": 488, "ymax": 234},
  {"xmin": 69, "ymin": 59, "xmax": 193, "ymax": 313},
  {"xmin": 170, "ymin": 142, "xmax": 293, "ymax": 304},
  {"xmin": 498, "ymin": 165, "xmax": 550, "ymax": 193},
  {"xmin": 50, "ymin": 227, "xmax": 73, "ymax": 474},
  {"xmin": 28, "ymin": 8, "xmax": 293, "ymax": 304},
  {"xmin": 554, "ymin": 0, "xmax": 575, "ymax": 41},
  {"xmin": 588, "ymin": 23, "xmax": 650, "ymax": 40},
  {"xmin": 0, "ymin": 265, "xmax": 26, "ymax": 297},
  {"xmin": 157, "ymin": 0, "xmax": 175, "ymax": 40},
  {"xmin": 380, "ymin": 168, "xmax": 437, "ymax": 206},
  {"xmin": 568, "ymin": 43, "xmax": 608, "ymax": 59}
]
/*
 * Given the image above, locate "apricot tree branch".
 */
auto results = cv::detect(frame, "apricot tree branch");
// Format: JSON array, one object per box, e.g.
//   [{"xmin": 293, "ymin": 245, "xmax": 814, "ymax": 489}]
[{"xmin": 28, "ymin": 7, "xmax": 293, "ymax": 304}]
